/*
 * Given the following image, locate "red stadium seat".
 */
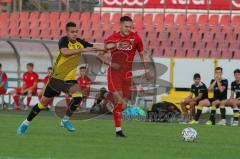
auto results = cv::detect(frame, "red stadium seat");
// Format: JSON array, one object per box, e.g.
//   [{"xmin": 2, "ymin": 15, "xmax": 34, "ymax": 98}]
[
  {"xmin": 186, "ymin": 48, "xmax": 199, "ymax": 58},
  {"xmin": 30, "ymin": 29, "xmax": 40, "ymax": 39},
  {"xmin": 39, "ymin": 21, "xmax": 50, "ymax": 30},
  {"xmin": 51, "ymin": 29, "xmax": 61, "ymax": 40},
  {"xmin": 50, "ymin": 12, "xmax": 60, "ymax": 20},
  {"xmin": 232, "ymin": 15, "xmax": 240, "ymax": 26},
  {"xmin": 50, "ymin": 20, "xmax": 60, "ymax": 30},
  {"xmin": 154, "ymin": 14, "xmax": 164, "ymax": 25},
  {"xmin": 209, "ymin": 15, "xmax": 219, "ymax": 26},
  {"xmin": 144, "ymin": 14, "xmax": 153, "ymax": 24},
  {"xmin": 102, "ymin": 13, "xmax": 110, "ymax": 24},
  {"xmin": 19, "ymin": 20, "xmax": 29, "ymax": 30},
  {"xmin": 9, "ymin": 12, "xmax": 19, "ymax": 22},
  {"xmin": 9, "ymin": 28, "xmax": 19, "ymax": 38},
  {"xmin": 19, "ymin": 12, "xmax": 29, "ymax": 21},
  {"xmin": 29, "ymin": 12, "xmax": 39, "ymax": 20},
  {"xmin": 29, "ymin": 20, "xmax": 40, "ymax": 30},
  {"xmin": 176, "ymin": 14, "xmax": 186, "ymax": 25},
  {"xmin": 133, "ymin": 14, "xmax": 143, "ymax": 23},
  {"xmin": 164, "ymin": 47, "xmax": 175, "ymax": 57},
  {"xmin": 19, "ymin": 28, "xmax": 30, "ymax": 39},
  {"xmin": 0, "ymin": 28, "xmax": 9, "ymax": 38},
  {"xmin": 208, "ymin": 48, "xmax": 221, "ymax": 58},
  {"xmin": 0, "ymin": 12, "xmax": 10, "ymax": 22},
  {"xmin": 69, "ymin": 12, "xmax": 81, "ymax": 22},
  {"xmin": 60, "ymin": 12, "xmax": 70, "ymax": 22},
  {"xmin": 112, "ymin": 13, "xmax": 121, "ymax": 24},
  {"xmin": 80, "ymin": 12, "xmax": 91, "ymax": 21},
  {"xmin": 91, "ymin": 12, "xmax": 100, "ymax": 22},
  {"xmin": 231, "ymin": 49, "xmax": 240, "ymax": 59},
  {"xmin": 187, "ymin": 14, "xmax": 197, "ymax": 25},
  {"xmin": 198, "ymin": 15, "xmax": 209, "ymax": 25},
  {"xmin": 225, "ymin": 33, "xmax": 236, "ymax": 42},
  {"xmin": 194, "ymin": 42, "xmax": 205, "ymax": 50},
  {"xmin": 164, "ymin": 14, "xmax": 174, "ymax": 24},
  {"xmin": 220, "ymin": 15, "xmax": 231, "ymax": 26},
  {"xmin": 217, "ymin": 42, "xmax": 229, "ymax": 49},
  {"xmin": 40, "ymin": 29, "xmax": 51, "ymax": 40},
  {"xmin": 198, "ymin": 49, "xmax": 210, "ymax": 58},
  {"xmin": 39, "ymin": 12, "xmax": 49, "ymax": 22},
  {"xmin": 220, "ymin": 49, "xmax": 232, "ymax": 59}
]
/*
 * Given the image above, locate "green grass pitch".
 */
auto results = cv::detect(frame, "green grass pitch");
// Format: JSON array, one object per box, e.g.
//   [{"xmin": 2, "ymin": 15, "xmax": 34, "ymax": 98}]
[{"xmin": 0, "ymin": 111, "xmax": 240, "ymax": 159}]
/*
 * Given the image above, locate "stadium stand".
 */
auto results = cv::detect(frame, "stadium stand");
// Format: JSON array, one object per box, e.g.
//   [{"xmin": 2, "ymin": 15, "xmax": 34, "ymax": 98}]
[{"xmin": 0, "ymin": 12, "xmax": 240, "ymax": 59}]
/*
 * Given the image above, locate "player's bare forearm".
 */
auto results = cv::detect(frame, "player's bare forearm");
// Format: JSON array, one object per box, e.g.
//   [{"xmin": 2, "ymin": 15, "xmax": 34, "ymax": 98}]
[
  {"xmin": 61, "ymin": 48, "xmax": 97, "ymax": 57},
  {"xmin": 194, "ymin": 93, "xmax": 203, "ymax": 101}
]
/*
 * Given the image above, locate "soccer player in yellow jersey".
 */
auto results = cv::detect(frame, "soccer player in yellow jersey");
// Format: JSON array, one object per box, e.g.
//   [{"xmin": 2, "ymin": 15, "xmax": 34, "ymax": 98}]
[{"xmin": 17, "ymin": 22, "xmax": 100, "ymax": 134}]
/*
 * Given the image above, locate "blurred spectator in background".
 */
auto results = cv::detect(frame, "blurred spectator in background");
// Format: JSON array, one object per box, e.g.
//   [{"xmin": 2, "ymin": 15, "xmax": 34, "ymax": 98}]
[
  {"xmin": 90, "ymin": 87, "xmax": 114, "ymax": 114},
  {"xmin": 65, "ymin": 65, "xmax": 92, "ymax": 107},
  {"xmin": 38, "ymin": 67, "xmax": 53, "ymax": 109},
  {"xmin": 0, "ymin": 63, "xmax": 8, "ymax": 95},
  {"xmin": 11, "ymin": 63, "xmax": 39, "ymax": 110},
  {"xmin": 0, "ymin": 63, "xmax": 8, "ymax": 109}
]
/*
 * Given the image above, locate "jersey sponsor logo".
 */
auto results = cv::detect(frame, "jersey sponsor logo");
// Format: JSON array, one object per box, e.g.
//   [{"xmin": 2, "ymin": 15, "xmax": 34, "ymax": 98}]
[
  {"xmin": 117, "ymin": 39, "xmax": 133, "ymax": 51},
  {"xmin": 104, "ymin": 0, "xmax": 148, "ymax": 6}
]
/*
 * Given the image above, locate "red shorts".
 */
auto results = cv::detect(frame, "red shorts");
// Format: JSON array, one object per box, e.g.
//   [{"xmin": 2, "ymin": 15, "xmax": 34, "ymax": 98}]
[
  {"xmin": 107, "ymin": 69, "xmax": 132, "ymax": 99},
  {"xmin": 0, "ymin": 88, "xmax": 7, "ymax": 94},
  {"xmin": 15, "ymin": 87, "xmax": 37, "ymax": 95}
]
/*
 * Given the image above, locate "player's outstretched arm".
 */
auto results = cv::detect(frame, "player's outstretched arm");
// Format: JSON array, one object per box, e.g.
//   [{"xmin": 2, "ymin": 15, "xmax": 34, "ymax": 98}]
[{"xmin": 60, "ymin": 47, "xmax": 97, "ymax": 57}]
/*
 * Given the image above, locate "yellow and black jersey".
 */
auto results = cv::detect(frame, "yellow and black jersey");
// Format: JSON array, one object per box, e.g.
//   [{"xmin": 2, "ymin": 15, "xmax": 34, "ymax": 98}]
[{"xmin": 51, "ymin": 36, "xmax": 93, "ymax": 81}]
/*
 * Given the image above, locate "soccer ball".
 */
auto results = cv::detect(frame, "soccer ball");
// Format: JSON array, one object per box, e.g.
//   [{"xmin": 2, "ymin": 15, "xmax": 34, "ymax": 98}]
[{"xmin": 181, "ymin": 127, "xmax": 198, "ymax": 142}]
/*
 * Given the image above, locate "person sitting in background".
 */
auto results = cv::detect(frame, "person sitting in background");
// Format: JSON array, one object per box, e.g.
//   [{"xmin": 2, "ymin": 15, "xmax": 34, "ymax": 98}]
[
  {"xmin": 180, "ymin": 73, "xmax": 208, "ymax": 123},
  {"xmin": 11, "ymin": 63, "xmax": 39, "ymax": 110},
  {"xmin": 0, "ymin": 63, "xmax": 8, "ymax": 109},
  {"xmin": 90, "ymin": 87, "xmax": 114, "ymax": 114},
  {"xmin": 65, "ymin": 66, "xmax": 91, "ymax": 107},
  {"xmin": 227, "ymin": 69, "xmax": 240, "ymax": 126},
  {"xmin": 38, "ymin": 67, "xmax": 53, "ymax": 109}
]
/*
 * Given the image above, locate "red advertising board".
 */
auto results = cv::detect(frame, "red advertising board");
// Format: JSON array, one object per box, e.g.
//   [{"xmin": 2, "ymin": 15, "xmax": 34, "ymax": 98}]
[{"xmin": 102, "ymin": 0, "xmax": 240, "ymax": 10}]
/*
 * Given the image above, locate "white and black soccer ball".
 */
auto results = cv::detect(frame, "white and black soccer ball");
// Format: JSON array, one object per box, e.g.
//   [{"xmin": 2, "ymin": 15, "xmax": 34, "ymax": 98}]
[{"xmin": 181, "ymin": 127, "xmax": 198, "ymax": 142}]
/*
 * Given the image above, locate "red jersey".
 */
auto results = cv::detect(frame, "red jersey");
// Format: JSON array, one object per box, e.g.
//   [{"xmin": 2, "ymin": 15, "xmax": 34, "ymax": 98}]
[
  {"xmin": 23, "ymin": 72, "xmax": 39, "ymax": 88},
  {"xmin": 105, "ymin": 32, "xmax": 144, "ymax": 72},
  {"xmin": 77, "ymin": 75, "xmax": 91, "ymax": 90},
  {"xmin": 43, "ymin": 75, "xmax": 49, "ymax": 86}
]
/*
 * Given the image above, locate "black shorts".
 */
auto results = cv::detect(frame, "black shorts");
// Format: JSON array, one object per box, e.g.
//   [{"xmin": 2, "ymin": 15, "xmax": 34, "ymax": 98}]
[{"xmin": 42, "ymin": 78, "xmax": 77, "ymax": 98}]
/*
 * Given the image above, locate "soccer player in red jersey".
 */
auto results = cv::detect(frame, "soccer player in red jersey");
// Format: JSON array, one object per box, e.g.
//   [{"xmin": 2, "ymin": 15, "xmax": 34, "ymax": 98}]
[
  {"xmin": 0, "ymin": 63, "xmax": 8, "ymax": 95},
  {"xmin": 65, "ymin": 66, "xmax": 91, "ymax": 106},
  {"xmin": 99, "ymin": 16, "xmax": 152, "ymax": 137},
  {"xmin": 38, "ymin": 67, "xmax": 53, "ymax": 108},
  {"xmin": 11, "ymin": 63, "xmax": 39, "ymax": 110}
]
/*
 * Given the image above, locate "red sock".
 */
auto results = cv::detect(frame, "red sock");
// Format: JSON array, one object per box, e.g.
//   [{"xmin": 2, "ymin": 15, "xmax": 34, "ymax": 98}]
[
  {"xmin": 13, "ymin": 95, "xmax": 19, "ymax": 106},
  {"xmin": 27, "ymin": 96, "xmax": 32, "ymax": 107},
  {"xmin": 38, "ymin": 95, "xmax": 42, "ymax": 100},
  {"xmin": 113, "ymin": 103, "xmax": 123, "ymax": 128}
]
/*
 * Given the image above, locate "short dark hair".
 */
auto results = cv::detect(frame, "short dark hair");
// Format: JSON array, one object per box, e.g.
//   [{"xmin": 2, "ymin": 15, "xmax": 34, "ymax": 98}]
[
  {"xmin": 215, "ymin": 67, "xmax": 223, "ymax": 72},
  {"xmin": 27, "ymin": 63, "xmax": 34, "ymax": 67},
  {"xmin": 80, "ymin": 66, "xmax": 86, "ymax": 70},
  {"xmin": 66, "ymin": 22, "xmax": 76, "ymax": 31},
  {"xmin": 120, "ymin": 16, "xmax": 133, "ymax": 23},
  {"xmin": 48, "ymin": 67, "xmax": 52, "ymax": 70},
  {"xmin": 193, "ymin": 73, "xmax": 201, "ymax": 79},
  {"xmin": 0, "ymin": 63, "xmax": 2, "ymax": 68},
  {"xmin": 234, "ymin": 69, "xmax": 240, "ymax": 74}
]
